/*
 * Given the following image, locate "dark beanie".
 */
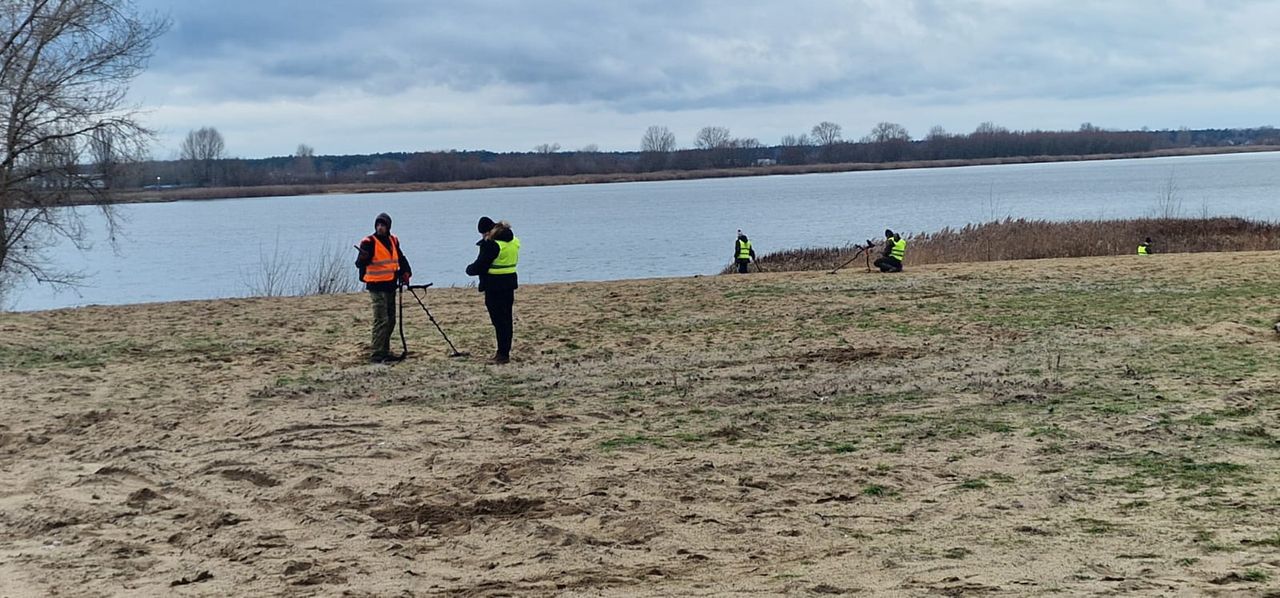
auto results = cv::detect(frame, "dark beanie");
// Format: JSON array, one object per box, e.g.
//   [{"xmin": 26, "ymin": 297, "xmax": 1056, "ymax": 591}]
[
  {"xmin": 375, "ymin": 212, "xmax": 392, "ymax": 229},
  {"xmin": 477, "ymin": 216, "xmax": 495, "ymax": 234},
  {"xmin": 885, "ymin": 229, "xmax": 894, "ymax": 237}
]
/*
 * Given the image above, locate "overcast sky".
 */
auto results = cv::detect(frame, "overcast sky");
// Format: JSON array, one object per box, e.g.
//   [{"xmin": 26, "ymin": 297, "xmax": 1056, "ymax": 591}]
[{"xmin": 129, "ymin": 0, "xmax": 1280, "ymax": 159}]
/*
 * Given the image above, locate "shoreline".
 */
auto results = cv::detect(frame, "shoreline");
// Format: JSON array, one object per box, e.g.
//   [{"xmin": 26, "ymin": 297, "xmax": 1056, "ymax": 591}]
[{"xmin": 87, "ymin": 145, "xmax": 1280, "ymax": 206}]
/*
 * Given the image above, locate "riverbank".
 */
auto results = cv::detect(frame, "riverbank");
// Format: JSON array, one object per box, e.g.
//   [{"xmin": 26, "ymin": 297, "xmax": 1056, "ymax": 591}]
[
  {"xmin": 94, "ymin": 145, "xmax": 1280, "ymax": 205},
  {"xmin": 742, "ymin": 216, "xmax": 1280, "ymax": 273},
  {"xmin": 2, "ymin": 252, "xmax": 1278, "ymax": 595}
]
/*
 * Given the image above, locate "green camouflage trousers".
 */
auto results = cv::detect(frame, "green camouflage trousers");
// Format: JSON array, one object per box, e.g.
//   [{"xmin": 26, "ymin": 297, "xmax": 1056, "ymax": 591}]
[{"xmin": 370, "ymin": 289, "xmax": 396, "ymax": 358}]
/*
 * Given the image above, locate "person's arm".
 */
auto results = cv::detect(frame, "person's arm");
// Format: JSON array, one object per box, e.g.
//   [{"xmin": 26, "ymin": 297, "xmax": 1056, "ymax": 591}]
[
  {"xmin": 749, "ymin": 246, "xmax": 756, "ymax": 259},
  {"xmin": 466, "ymin": 240, "xmax": 500, "ymax": 276},
  {"xmin": 355, "ymin": 238, "xmax": 374, "ymax": 268}
]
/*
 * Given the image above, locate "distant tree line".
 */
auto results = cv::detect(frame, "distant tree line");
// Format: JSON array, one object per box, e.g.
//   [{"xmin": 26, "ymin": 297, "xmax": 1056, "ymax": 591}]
[{"xmin": 105, "ymin": 123, "xmax": 1280, "ymax": 190}]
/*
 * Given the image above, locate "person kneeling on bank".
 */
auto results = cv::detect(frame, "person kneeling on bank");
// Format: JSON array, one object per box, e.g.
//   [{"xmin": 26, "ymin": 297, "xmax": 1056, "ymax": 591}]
[
  {"xmin": 873, "ymin": 229, "xmax": 906, "ymax": 273},
  {"xmin": 355, "ymin": 212, "xmax": 412, "ymax": 364},
  {"xmin": 466, "ymin": 217, "xmax": 519, "ymax": 365}
]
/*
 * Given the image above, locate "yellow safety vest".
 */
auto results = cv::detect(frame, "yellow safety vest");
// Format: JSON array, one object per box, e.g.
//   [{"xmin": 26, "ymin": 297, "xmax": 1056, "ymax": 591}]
[
  {"xmin": 488, "ymin": 237, "xmax": 520, "ymax": 275},
  {"xmin": 737, "ymin": 239, "xmax": 752, "ymax": 260},
  {"xmin": 890, "ymin": 238, "xmax": 906, "ymax": 261},
  {"xmin": 1137, "ymin": 244, "xmax": 1149, "ymax": 255}
]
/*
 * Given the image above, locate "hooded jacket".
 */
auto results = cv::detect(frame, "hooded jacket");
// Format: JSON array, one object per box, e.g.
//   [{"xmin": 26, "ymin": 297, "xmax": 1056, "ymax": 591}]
[{"xmin": 465, "ymin": 221, "xmax": 518, "ymax": 292}]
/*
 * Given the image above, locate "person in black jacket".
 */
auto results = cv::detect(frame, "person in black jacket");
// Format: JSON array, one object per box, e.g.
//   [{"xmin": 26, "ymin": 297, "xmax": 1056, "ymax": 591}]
[
  {"xmin": 354, "ymin": 212, "xmax": 412, "ymax": 363},
  {"xmin": 465, "ymin": 217, "xmax": 519, "ymax": 364}
]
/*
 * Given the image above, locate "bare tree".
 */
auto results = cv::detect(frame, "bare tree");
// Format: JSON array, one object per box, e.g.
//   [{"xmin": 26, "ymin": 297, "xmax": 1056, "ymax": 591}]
[
  {"xmin": 641, "ymin": 125, "xmax": 676, "ymax": 153},
  {"xmin": 810, "ymin": 121, "xmax": 842, "ymax": 146},
  {"xmin": 639, "ymin": 125, "xmax": 676, "ymax": 171},
  {"xmin": 974, "ymin": 121, "xmax": 1008, "ymax": 135},
  {"xmin": 88, "ymin": 128, "xmax": 120, "ymax": 189},
  {"xmin": 180, "ymin": 127, "xmax": 225, "ymax": 186},
  {"xmin": 926, "ymin": 125, "xmax": 949, "ymax": 140},
  {"xmin": 1149, "ymin": 170, "xmax": 1183, "ymax": 219},
  {"xmin": 292, "ymin": 143, "xmax": 315, "ymax": 180},
  {"xmin": 869, "ymin": 122, "xmax": 911, "ymax": 143},
  {"xmin": 780, "ymin": 134, "xmax": 812, "ymax": 146},
  {"xmin": 299, "ymin": 240, "xmax": 357, "ymax": 295},
  {"xmin": 694, "ymin": 126, "xmax": 732, "ymax": 150},
  {"xmin": 533, "ymin": 142, "xmax": 560, "ymax": 154},
  {"xmin": 0, "ymin": 0, "xmax": 169, "ymax": 292}
]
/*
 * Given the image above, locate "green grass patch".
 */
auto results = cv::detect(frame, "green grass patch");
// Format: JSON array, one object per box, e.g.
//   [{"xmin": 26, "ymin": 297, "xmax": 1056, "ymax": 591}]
[
  {"xmin": 599, "ymin": 435, "xmax": 665, "ymax": 451},
  {"xmin": 1076, "ymin": 517, "xmax": 1126, "ymax": 535},
  {"xmin": 1241, "ymin": 569, "xmax": 1270, "ymax": 582},
  {"xmin": 957, "ymin": 478, "xmax": 989, "ymax": 490},
  {"xmin": 1104, "ymin": 454, "xmax": 1252, "ymax": 491},
  {"xmin": 861, "ymin": 484, "xmax": 898, "ymax": 497},
  {"xmin": 0, "ymin": 339, "xmax": 147, "ymax": 369}
]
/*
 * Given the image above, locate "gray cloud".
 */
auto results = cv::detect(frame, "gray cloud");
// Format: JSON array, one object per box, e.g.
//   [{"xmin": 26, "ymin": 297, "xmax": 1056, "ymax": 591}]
[{"xmin": 130, "ymin": 0, "xmax": 1280, "ymax": 156}]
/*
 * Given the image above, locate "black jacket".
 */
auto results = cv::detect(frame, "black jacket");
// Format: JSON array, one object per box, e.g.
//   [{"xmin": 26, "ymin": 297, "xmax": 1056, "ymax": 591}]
[
  {"xmin": 465, "ymin": 226, "xmax": 518, "ymax": 293},
  {"xmin": 734, "ymin": 237, "xmax": 757, "ymax": 261},
  {"xmin": 355, "ymin": 233, "xmax": 412, "ymax": 292}
]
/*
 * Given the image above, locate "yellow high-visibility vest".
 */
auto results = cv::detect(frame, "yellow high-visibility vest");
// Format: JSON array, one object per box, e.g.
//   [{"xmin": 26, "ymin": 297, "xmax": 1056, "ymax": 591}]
[
  {"xmin": 488, "ymin": 237, "xmax": 520, "ymax": 275},
  {"xmin": 1137, "ymin": 244, "xmax": 1149, "ymax": 255},
  {"xmin": 890, "ymin": 238, "xmax": 906, "ymax": 261},
  {"xmin": 737, "ymin": 240, "xmax": 752, "ymax": 260}
]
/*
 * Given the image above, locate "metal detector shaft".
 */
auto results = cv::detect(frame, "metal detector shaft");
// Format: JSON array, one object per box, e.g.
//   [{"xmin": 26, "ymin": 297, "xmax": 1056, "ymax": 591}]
[
  {"xmin": 828, "ymin": 245, "xmax": 869, "ymax": 274},
  {"xmin": 405, "ymin": 285, "xmax": 467, "ymax": 357}
]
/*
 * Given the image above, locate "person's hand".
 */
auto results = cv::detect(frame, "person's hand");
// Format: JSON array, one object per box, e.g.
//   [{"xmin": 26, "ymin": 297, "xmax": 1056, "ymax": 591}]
[{"xmin": 399, "ymin": 272, "xmax": 411, "ymax": 285}]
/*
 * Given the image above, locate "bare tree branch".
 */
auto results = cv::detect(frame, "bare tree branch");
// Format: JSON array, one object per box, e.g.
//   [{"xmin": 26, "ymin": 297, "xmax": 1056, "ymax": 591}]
[{"xmin": 0, "ymin": 0, "xmax": 169, "ymax": 300}]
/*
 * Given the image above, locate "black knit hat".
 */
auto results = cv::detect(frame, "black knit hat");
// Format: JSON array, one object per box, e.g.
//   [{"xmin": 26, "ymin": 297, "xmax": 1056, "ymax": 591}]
[
  {"xmin": 375, "ymin": 212, "xmax": 392, "ymax": 229},
  {"xmin": 477, "ymin": 216, "xmax": 495, "ymax": 234},
  {"xmin": 885, "ymin": 229, "xmax": 894, "ymax": 237}
]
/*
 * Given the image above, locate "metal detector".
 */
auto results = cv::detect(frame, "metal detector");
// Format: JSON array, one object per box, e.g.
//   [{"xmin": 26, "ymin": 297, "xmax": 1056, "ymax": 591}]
[
  {"xmin": 828, "ymin": 240, "xmax": 877, "ymax": 274},
  {"xmin": 397, "ymin": 283, "xmax": 469, "ymax": 359}
]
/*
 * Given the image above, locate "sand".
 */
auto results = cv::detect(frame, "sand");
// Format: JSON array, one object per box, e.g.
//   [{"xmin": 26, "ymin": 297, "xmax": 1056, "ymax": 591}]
[{"xmin": 2, "ymin": 252, "xmax": 1278, "ymax": 596}]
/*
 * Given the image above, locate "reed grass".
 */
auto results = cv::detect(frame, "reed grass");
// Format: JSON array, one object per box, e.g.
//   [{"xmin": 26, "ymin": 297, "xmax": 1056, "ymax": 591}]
[{"xmin": 736, "ymin": 217, "xmax": 1280, "ymax": 274}]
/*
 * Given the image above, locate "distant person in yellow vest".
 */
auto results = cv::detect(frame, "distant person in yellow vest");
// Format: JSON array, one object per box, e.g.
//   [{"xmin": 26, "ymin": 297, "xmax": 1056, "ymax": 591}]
[
  {"xmin": 874, "ymin": 229, "xmax": 905, "ymax": 273},
  {"xmin": 734, "ymin": 230, "xmax": 756, "ymax": 273},
  {"xmin": 466, "ymin": 217, "xmax": 519, "ymax": 364},
  {"xmin": 355, "ymin": 212, "xmax": 412, "ymax": 363},
  {"xmin": 1138, "ymin": 237, "xmax": 1154, "ymax": 255}
]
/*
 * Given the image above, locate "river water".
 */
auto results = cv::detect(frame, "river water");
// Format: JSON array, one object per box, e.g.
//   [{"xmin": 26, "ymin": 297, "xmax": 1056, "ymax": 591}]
[{"xmin": 9, "ymin": 151, "xmax": 1280, "ymax": 311}]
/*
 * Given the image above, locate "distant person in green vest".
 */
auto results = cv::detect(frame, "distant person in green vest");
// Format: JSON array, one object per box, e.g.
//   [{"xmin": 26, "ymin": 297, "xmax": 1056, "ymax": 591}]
[
  {"xmin": 734, "ymin": 230, "xmax": 756, "ymax": 273},
  {"xmin": 1138, "ymin": 237, "xmax": 1154, "ymax": 255},
  {"xmin": 874, "ymin": 229, "xmax": 905, "ymax": 273},
  {"xmin": 466, "ymin": 217, "xmax": 519, "ymax": 365}
]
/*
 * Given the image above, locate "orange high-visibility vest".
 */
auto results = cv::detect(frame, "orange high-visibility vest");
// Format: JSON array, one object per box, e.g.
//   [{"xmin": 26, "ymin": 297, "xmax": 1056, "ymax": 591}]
[{"xmin": 362, "ymin": 234, "xmax": 400, "ymax": 283}]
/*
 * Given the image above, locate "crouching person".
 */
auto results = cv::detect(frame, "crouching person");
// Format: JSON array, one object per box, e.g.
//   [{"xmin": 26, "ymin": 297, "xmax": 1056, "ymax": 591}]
[
  {"xmin": 466, "ymin": 217, "xmax": 519, "ymax": 365},
  {"xmin": 356, "ymin": 212, "xmax": 411, "ymax": 363},
  {"xmin": 873, "ymin": 229, "xmax": 905, "ymax": 273}
]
